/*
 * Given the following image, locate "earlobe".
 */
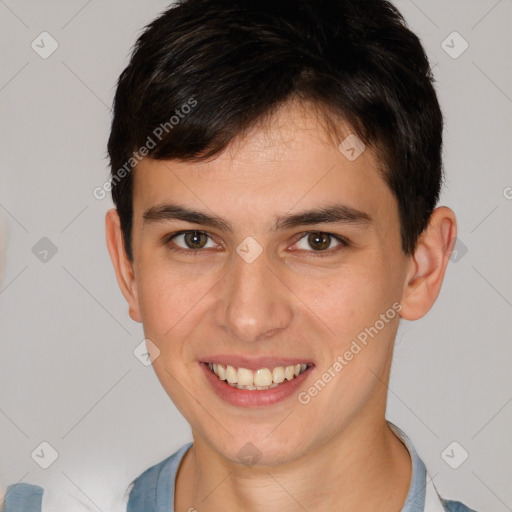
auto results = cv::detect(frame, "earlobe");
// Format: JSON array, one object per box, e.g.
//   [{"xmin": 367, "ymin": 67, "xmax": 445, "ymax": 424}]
[
  {"xmin": 105, "ymin": 209, "xmax": 142, "ymax": 323},
  {"xmin": 399, "ymin": 207, "xmax": 457, "ymax": 321}
]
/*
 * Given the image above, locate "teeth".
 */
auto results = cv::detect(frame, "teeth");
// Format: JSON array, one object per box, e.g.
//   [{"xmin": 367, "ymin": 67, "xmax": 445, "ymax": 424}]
[
  {"xmin": 236, "ymin": 383, "xmax": 256, "ymax": 390},
  {"xmin": 226, "ymin": 365, "xmax": 237, "ymax": 384},
  {"xmin": 254, "ymin": 368, "xmax": 272, "ymax": 387},
  {"xmin": 237, "ymin": 367, "xmax": 254, "ymax": 386},
  {"xmin": 207, "ymin": 362, "xmax": 309, "ymax": 389},
  {"xmin": 272, "ymin": 366, "xmax": 285, "ymax": 384}
]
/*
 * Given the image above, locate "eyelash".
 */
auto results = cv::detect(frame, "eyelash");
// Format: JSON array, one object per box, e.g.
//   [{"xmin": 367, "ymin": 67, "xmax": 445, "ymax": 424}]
[{"xmin": 163, "ymin": 230, "xmax": 350, "ymax": 257}]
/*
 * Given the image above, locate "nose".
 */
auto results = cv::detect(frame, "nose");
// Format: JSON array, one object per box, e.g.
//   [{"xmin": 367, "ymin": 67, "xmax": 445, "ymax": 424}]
[{"xmin": 212, "ymin": 247, "xmax": 294, "ymax": 344}]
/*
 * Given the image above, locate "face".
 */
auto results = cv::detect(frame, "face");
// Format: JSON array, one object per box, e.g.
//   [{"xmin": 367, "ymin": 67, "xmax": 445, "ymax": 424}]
[{"xmin": 112, "ymin": 102, "xmax": 416, "ymax": 465}]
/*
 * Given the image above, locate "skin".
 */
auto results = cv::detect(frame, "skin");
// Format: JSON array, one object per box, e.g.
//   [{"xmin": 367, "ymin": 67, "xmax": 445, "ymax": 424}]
[{"xmin": 106, "ymin": 101, "xmax": 456, "ymax": 512}]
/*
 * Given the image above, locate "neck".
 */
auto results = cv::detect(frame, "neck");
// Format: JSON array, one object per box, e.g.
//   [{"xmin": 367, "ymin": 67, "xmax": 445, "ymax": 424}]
[{"xmin": 175, "ymin": 417, "xmax": 411, "ymax": 512}]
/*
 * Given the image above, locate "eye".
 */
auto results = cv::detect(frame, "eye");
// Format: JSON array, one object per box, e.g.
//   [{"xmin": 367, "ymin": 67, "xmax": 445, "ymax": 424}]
[
  {"xmin": 292, "ymin": 231, "xmax": 348, "ymax": 253},
  {"xmin": 168, "ymin": 231, "xmax": 219, "ymax": 251}
]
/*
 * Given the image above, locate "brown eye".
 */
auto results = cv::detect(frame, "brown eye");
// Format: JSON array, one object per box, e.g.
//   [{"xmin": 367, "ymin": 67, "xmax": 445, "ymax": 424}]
[
  {"xmin": 183, "ymin": 231, "xmax": 208, "ymax": 249},
  {"xmin": 307, "ymin": 232, "xmax": 331, "ymax": 251},
  {"xmin": 292, "ymin": 231, "xmax": 347, "ymax": 254},
  {"xmin": 170, "ymin": 231, "xmax": 216, "ymax": 250}
]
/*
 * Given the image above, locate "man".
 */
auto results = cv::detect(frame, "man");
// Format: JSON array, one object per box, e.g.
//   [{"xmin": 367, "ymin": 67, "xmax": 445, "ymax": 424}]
[{"xmin": 3, "ymin": 0, "xmax": 478, "ymax": 510}]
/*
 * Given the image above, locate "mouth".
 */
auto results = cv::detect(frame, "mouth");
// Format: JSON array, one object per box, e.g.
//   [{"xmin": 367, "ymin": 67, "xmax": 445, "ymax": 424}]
[
  {"xmin": 206, "ymin": 362, "xmax": 311, "ymax": 390},
  {"xmin": 200, "ymin": 358, "xmax": 314, "ymax": 407}
]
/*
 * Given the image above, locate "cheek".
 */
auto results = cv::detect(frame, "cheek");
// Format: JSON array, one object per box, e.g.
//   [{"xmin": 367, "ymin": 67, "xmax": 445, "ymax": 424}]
[
  {"xmin": 136, "ymin": 259, "xmax": 210, "ymax": 344},
  {"xmin": 289, "ymin": 259, "xmax": 395, "ymax": 341}
]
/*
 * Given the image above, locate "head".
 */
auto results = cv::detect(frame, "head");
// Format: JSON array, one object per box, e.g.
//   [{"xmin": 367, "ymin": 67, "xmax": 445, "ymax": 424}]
[{"xmin": 106, "ymin": 0, "xmax": 455, "ymax": 464}]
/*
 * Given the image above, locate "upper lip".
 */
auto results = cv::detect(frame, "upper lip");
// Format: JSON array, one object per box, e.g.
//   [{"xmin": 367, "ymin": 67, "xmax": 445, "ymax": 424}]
[{"xmin": 201, "ymin": 355, "xmax": 314, "ymax": 371}]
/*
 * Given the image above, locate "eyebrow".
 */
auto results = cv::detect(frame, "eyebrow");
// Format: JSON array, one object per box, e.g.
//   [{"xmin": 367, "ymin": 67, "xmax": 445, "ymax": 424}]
[{"xmin": 142, "ymin": 203, "xmax": 372, "ymax": 231}]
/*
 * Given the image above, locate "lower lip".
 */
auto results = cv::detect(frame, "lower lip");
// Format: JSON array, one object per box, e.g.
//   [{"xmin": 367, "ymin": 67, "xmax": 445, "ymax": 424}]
[{"xmin": 200, "ymin": 362, "xmax": 313, "ymax": 407}]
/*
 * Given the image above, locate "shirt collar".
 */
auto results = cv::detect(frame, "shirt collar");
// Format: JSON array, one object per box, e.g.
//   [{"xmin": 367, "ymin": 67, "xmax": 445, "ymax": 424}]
[
  {"xmin": 167, "ymin": 424, "xmax": 443, "ymax": 512},
  {"xmin": 388, "ymin": 422, "xmax": 445, "ymax": 512}
]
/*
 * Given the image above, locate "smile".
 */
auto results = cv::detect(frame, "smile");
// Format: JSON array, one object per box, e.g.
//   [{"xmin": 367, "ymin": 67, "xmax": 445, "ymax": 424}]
[{"xmin": 207, "ymin": 362, "xmax": 310, "ymax": 390}]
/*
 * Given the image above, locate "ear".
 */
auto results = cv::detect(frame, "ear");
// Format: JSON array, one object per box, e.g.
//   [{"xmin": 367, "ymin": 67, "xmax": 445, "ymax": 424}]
[
  {"xmin": 105, "ymin": 208, "xmax": 142, "ymax": 323},
  {"xmin": 400, "ymin": 206, "xmax": 457, "ymax": 321}
]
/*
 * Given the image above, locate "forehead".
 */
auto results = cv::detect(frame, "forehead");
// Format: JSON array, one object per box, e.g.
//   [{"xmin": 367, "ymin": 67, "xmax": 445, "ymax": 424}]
[{"xmin": 132, "ymin": 102, "xmax": 396, "ymax": 227}]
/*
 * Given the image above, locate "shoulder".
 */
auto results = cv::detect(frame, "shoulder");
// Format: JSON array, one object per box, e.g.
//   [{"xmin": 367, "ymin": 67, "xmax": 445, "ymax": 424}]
[
  {"xmin": 2, "ymin": 482, "xmax": 127, "ymax": 512},
  {"xmin": 1, "ymin": 445, "xmax": 192, "ymax": 512},
  {"xmin": 127, "ymin": 442, "xmax": 193, "ymax": 512},
  {"xmin": 442, "ymin": 498, "xmax": 479, "ymax": 512},
  {"xmin": 2, "ymin": 483, "xmax": 43, "ymax": 511}
]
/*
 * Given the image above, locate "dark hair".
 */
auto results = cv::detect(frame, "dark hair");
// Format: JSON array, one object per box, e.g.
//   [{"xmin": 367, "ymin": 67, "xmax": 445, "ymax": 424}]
[{"xmin": 107, "ymin": 0, "xmax": 443, "ymax": 260}]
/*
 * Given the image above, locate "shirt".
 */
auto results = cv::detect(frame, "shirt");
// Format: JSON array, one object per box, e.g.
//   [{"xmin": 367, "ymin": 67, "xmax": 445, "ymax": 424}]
[{"xmin": 3, "ymin": 423, "xmax": 478, "ymax": 512}]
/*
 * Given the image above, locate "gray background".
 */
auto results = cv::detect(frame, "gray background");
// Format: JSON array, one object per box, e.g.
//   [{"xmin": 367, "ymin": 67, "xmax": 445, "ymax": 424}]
[{"xmin": 0, "ymin": 1, "xmax": 511, "ymax": 510}]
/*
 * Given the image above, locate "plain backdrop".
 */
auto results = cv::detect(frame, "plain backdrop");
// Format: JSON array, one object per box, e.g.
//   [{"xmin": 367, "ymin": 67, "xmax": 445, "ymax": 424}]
[{"xmin": 0, "ymin": 1, "xmax": 511, "ymax": 510}]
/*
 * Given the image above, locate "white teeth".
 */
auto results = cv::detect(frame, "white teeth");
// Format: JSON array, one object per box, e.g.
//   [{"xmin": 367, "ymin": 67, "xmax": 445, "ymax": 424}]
[
  {"xmin": 272, "ymin": 366, "xmax": 285, "ymax": 384},
  {"xmin": 236, "ymin": 384, "xmax": 256, "ymax": 390},
  {"xmin": 226, "ymin": 365, "xmax": 237, "ymax": 384},
  {"xmin": 237, "ymin": 367, "xmax": 254, "ymax": 386},
  {"xmin": 284, "ymin": 366, "xmax": 295, "ymax": 380},
  {"xmin": 254, "ymin": 368, "xmax": 272, "ymax": 387},
  {"xmin": 207, "ymin": 362, "xmax": 309, "ymax": 389}
]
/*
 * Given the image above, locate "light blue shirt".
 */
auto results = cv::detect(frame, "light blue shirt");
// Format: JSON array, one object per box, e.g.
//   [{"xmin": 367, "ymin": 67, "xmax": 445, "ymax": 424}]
[{"xmin": 4, "ymin": 423, "xmax": 477, "ymax": 512}]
